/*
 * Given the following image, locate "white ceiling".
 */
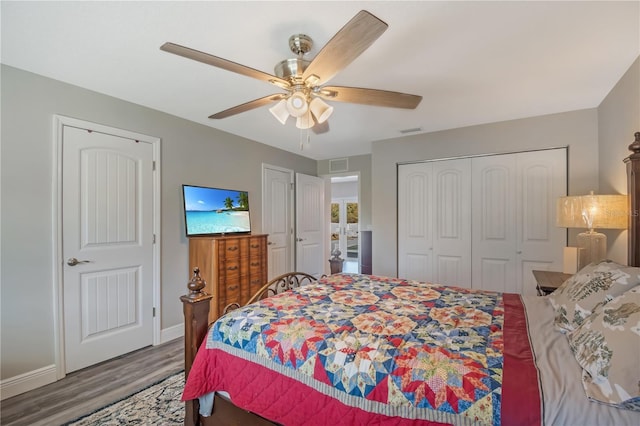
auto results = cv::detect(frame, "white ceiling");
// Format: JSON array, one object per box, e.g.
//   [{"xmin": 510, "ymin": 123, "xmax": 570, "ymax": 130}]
[{"xmin": 2, "ymin": 1, "xmax": 638, "ymax": 160}]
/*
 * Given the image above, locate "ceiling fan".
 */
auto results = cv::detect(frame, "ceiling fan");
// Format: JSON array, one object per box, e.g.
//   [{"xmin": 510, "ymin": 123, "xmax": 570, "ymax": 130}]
[{"xmin": 160, "ymin": 10, "xmax": 422, "ymax": 132}]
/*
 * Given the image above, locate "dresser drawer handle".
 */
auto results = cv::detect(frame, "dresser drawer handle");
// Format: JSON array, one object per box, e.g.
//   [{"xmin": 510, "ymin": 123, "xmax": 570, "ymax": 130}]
[
  {"xmin": 251, "ymin": 279, "xmax": 260, "ymax": 285},
  {"xmin": 250, "ymin": 244, "xmax": 259, "ymax": 248},
  {"xmin": 227, "ymin": 265, "xmax": 238, "ymax": 271},
  {"xmin": 227, "ymin": 246, "xmax": 238, "ymax": 251},
  {"xmin": 250, "ymin": 262, "xmax": 260, "ymax": 267},
  {"xmin": 228, "ymin": 285, "xmax": 239, "ymax": 291}
]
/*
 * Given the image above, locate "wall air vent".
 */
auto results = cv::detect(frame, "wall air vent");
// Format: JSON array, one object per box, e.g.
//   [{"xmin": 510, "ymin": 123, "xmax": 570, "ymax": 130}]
[{"xmin": 329, "ymin": 158, "xmax": 349, "ymax": 173}]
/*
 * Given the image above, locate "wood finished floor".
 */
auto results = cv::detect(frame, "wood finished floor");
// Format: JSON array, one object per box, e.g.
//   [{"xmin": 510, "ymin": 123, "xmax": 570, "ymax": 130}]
[{"xmin": 1, "ymin": 338, "xmax": 183, "ymax": 426}]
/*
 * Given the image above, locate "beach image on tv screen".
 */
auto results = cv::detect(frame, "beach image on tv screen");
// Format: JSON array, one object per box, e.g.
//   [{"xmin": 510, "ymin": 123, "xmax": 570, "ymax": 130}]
[{"xmin": 183, "ymin": 185, "xmax": 250, "ymax": 235}]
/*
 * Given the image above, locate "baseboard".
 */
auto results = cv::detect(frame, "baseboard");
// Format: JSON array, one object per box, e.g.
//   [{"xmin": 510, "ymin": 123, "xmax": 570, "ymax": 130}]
[
  {"xmin": 2, "ymin": 327, "xmax": 184, "ymax": 400},
  {"xmin": 0, "ymin": 364, "xmax": 57, "ymax": 400},
  {"xmin": 160, "ymin": 323, "xmax": 184, "ymax": 344}
]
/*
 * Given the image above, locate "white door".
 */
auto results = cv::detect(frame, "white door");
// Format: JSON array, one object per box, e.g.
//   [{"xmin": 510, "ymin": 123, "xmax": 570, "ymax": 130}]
[
  {"xmin": 398, "ymin": 159, "xmax": 471, "ymax": 287},
  {"xmin": 471, "ymin": 149, "xmax": 567, "ymax": 294},
  {"xmin": 431, "ymin": 159, "xmax": 472, "ymax": 287},
  {"xmin": 516, "ymin": 149, "xmax": 567, "ymax": 295},
  {"xmin": 399, "ymin": 149, "xmax": 566, "ymax": 294},
  {"xmin": 472, "ymin": 154, "xmax": 518, "ymax": 293},
  {"xmin": 398, "ymin": 163, "xmax": 434, "ymax": 281},
  {"xmin": 331, "ymin": 198, "xmax": 358, "ymax": 257},
  {"xmin": 62, "ymin": 125, "xmax": 154, "ymax": 373},
  {"xmin": 263, "ymin": 165, "xmax": 293, "ymax": 279},
  {"xmin": 295, "ymin": 173, "xmax": 325, "ymax": 277}
]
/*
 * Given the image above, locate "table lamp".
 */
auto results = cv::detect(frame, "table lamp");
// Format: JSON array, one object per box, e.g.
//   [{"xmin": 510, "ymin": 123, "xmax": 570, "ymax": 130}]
[{"xmin": 556, "ymin": 191, "xmax": 628, "ymax": 266}]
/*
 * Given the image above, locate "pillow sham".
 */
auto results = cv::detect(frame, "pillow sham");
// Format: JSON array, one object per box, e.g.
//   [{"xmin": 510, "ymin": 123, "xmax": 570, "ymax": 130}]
[
  {"xmin": 568, "ymin": 286, "xmax": 640, "ymax": 411},
  {"xmin": 548, "ymin": 260, "xmax": 640, "ymax": 333}
]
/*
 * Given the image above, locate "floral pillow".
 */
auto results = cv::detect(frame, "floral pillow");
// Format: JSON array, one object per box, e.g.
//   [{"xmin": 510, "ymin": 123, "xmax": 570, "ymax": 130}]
[
  {"xmin": 548, "ymin": 260, "xmax": 640, "ymax": 333},
  {"xmin": 567, "ymin": 286, "xmax": 640, "ymax": 410}
]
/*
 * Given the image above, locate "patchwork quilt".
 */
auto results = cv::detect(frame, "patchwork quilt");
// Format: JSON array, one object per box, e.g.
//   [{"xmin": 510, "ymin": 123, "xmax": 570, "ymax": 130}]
[{"xmin": 183, "ymin": 273, "xmax": 541, "ymax": 425}]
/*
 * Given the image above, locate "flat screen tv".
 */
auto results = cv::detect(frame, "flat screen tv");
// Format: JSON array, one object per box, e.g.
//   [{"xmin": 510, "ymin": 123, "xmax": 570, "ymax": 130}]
[{"xmin": 182, "ymin": 184, "xmax": 251, "ymax": 237}]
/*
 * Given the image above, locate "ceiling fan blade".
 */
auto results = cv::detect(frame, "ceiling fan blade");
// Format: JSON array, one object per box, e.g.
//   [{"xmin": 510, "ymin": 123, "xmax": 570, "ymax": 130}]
[
  {"xmin": 318, "ymin": 86, "xmax": 422, "ymax": 109},
  {"xmin": 209, "ymin": 94, "xmax": 287, "ymax": 119},
  {"xmin": 302, "ymin": 10, "xmax": 388, "ymax": 86},
  {"xmin": 161, "ymin": 42, "xmax": 290, "ymax": 89}
]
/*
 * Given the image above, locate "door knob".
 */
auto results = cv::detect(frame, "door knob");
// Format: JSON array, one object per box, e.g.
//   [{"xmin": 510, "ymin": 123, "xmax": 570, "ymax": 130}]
[
  {"xmin": 67, "ymin": 257, "xmax": 91, "ymax": 266},
  {"xmin": 296, "ymin": 238, "xmax": 305, "ymax": 242}
]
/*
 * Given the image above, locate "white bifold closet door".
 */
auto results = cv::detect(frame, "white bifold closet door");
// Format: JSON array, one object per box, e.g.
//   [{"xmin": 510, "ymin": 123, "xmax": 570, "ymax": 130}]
[
  {"xmin": 471, "ymin": 149, "xmax": 567, "ymax": 295},
  {"xmin": 398, "ymin": 148, "xmax": 566, "ymax": 295},
  {"xmin": 398, "ymin": 158, "xmax": 472, "ymax": 288}
]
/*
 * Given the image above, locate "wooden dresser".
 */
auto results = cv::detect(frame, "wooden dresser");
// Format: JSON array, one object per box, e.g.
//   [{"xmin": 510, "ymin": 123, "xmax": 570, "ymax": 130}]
[{"xmin": 189, "ymin": 234, "xmax": 268, "ymax": 322}]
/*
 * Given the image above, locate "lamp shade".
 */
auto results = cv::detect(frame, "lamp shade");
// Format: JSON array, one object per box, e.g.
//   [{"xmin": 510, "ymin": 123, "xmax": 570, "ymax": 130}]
[
  {"xmin": 269, "ymin": 99, "xmax": 289, "ymax": 125},
  {"xmin": 309, "ymin": 97, "xmax": 334, "ymax": 124},
  {"xmin": 286, "ymin": 92, "xmax": 308, "ymax": 118},
  {"xmin": 296, "ymin": 111, "xmax": 314, "ymax": 129},
  {"xmin": 556, "ymin": 194, "xmax": 628, "ymax": 230}
]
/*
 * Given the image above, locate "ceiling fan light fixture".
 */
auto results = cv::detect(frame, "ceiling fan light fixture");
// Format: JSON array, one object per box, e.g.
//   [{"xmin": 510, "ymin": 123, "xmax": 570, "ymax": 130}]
[
  {"xmin": 296, "ymin": 112, "xmax": 315, "ymax": 129},
  {"xmin": 163, "ymin": 10, "xmax": 422, "ymax": 140},
  {"xmin": 309, "ymin": 97, "xmax": 334, "ymax": 123},
  {"xmin": 269, "ymin": 99, "xmax": 290, "ymax": 125},
  {"xmin": 286, "ymin": 92, "xmax": 309, "ymax": 117}
]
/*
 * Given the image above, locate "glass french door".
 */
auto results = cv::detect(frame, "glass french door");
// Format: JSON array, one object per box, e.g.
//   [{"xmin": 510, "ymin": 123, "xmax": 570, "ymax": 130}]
[{"xmin": 331, "ymin": 198, "xmax": 359, "ymax": 260}]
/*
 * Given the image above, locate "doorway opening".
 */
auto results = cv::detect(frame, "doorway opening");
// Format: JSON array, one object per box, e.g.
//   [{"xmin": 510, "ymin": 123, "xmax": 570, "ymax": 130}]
[{"xmin": 330, "ymin": 175, "xmax": 359, "ymax": 273}]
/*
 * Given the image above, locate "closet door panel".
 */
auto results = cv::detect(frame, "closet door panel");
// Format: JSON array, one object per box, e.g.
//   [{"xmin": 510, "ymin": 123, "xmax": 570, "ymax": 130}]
[
  {"xmin": 472, "ymin": 155, "xmax": 517, "ymax": 291},
  {"xmin": 432, "ymin": 159, "xmax": 471, "ymax": 287},
  {"xmin": 516, "ymin": 150, "xmax": 567, "ymax": 295},
  {"xmin": 398, "ymin": 163, "xmax": 433, "ymax": 281},
  {"xmin": 406, "ymin": 254, "xmax": 431, "ymax": 281},
  {"xmin": 479, "ymin": 258, "xmax": 512, "ymax": 293},
  {"xmin": 437, "ymin": 255, "xmax": 468, "ymax": 287}
]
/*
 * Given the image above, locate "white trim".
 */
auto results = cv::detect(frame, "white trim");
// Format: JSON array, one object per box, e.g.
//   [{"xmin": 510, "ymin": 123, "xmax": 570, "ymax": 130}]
[
  {"xmin": 160, "ymin": 323, "xmax": 184, "ymax": 344},
  {"xmin": 52, "ymin": 115, "xmax": 162, "ymax": 380},
  {"xmin": 53, "ymin": 116, "xmax": 65, "ymax": 380},
  {"xmin": 152, "ymin": 132, "xmax": 162, "ymax": 346},
  {"xmin": 0, "ymin": 365, "xmax": 57, "ymax": 400}
]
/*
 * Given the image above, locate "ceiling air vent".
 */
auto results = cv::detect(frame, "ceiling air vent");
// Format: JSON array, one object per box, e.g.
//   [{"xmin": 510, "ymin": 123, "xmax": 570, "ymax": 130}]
[
  {"xmin": 400, "ymin": 127, "xmax": 423, "ymax": 134},
  {"xmin": 329, "ymin": 158, "xmax": 349, "ymax": 173}
]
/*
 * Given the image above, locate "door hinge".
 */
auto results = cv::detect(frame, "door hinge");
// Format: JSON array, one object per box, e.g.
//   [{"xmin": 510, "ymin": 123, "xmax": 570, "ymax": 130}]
[
  {"xmin": 152, "ymin": 161, "xmax": 156, "ymax": 171},
  {"xmin": 153, "ymin": 307, "xmax": 156, "ymax": 317},
  {"xmin": 290, "ymin": 182, "xmax": 295, "ymax": 190},
  {"xmin": 153, "ymin": 234, "xmax": 156, "ymax": 244}
]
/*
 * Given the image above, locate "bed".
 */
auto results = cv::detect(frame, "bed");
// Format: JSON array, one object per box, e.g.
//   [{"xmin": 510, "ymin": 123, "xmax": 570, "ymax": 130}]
[{"xmin": 180, "ymin": 134, "xmax": 640, "ymax": 425}]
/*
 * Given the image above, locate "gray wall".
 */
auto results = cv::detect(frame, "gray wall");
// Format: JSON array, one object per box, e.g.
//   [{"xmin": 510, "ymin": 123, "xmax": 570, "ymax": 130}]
[
  {"xmin": 0, "ymin": 65, "xmax": 316, "ymax": 379},
  {"xmin": 598, "ymin": 57, "xmax": 640, "ymax": 263}
]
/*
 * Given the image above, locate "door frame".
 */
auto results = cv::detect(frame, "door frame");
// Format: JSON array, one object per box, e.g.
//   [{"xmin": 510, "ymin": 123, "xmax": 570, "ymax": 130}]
[
  {"xmin": 51, "ymin": 115, "xmax": 162, "ymax": 379},
  {"xmin": 261, "ymin": 163, "xmax": 295, "ymax": 277}
]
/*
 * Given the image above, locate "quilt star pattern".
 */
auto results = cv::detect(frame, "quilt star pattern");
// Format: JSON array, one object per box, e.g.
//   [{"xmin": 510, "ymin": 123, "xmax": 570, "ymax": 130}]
[{"xmin": 206, "ymin": 274, "xmax": 508, "ymax": 425}]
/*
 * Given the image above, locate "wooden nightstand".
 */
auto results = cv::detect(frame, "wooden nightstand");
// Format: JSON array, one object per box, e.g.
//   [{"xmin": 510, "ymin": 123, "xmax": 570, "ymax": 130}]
[{"xmin": 532, "ymin": 270, "xmax": 573, "ymax": 296}]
